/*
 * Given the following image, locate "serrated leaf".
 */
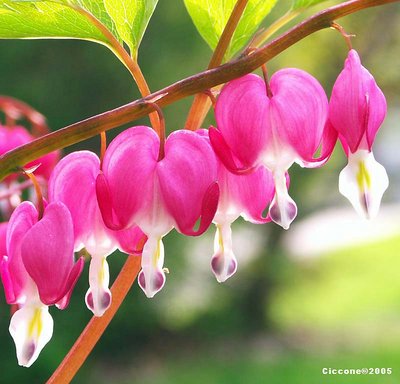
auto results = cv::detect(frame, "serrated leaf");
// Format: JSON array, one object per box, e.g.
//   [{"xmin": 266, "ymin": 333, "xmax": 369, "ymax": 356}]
[
  {"xmin": 291, "ymin": 0, "xmax": 329, "ymax": 10},
  {"xmin": 0, "ymin": 0, "xmax": 158, "ymax": 56},
  {"xmin": 103, "ymin": 0, "xmax": 158, "ymax": 56},
  {"xmin": 184, "ymin": 0, "xmax": 277, "ymax": 59}
]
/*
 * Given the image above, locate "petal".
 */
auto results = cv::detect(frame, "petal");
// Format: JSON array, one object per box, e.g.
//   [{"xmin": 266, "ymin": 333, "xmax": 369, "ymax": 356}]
[
  {"xmin": 9, "ymin": 302, "xmax": 53, "ymax": 367},
  {"xmin": 300, "ymin": 120, "xmax": 338, "ymax": 168},
  {"xmin": 329, "ymin": 50, "xmax": 387, "ymax": 153},
  {"xmin": 158, "ymin": 130, "xmax": 219, "ymax": 236},
  {"xmin": 270, "ymin": 68, "xmax": 328, "ymax": 163},
  {"xmin": 338, "ymin": 149, "xmax": 388, "ymax": 219},
  {"xmin": 3, "ymin": 202, "xmax": 38, "ymax": 304},
  {"xmin": 215, "ymin": 74, "xmax": 271, "ymax": 168},
  {"xmin": 222, "ymin": 165, "xmax": 275, "ymax": 224},
  {"xmin": 49, "ymin": 151, "xmax": 100, "ymax": 247},
  {"xmin": 208, "ymin": 127, "xmax": 256, "ymax": 175},
  {"xmin": 114, "ymin": 226, "xmax": 147, "ymax": 255},
  {"xmin": 269, "ymin": 171, "xmax": 297, "ymax": 229},
  {"xmin": 0, "ymin": 221, "xmax": 7, "ymax": 257},
  {"xmin": 100, "ymin": 126, "xmax": 159, "ymax": 229},
  {"xmin": 21, "ymin": 202, "xmax": 82, "ymax": 306},
  {"xmin": 211, "ymin": 223, "xmax": 237, "ymax": 283},
  {"xmin": 138, "ymin": 236, "xmax": 166, "ymax": 298},
  {"xmin": 85, "ymin": 256, "xmax": 111, "ymax": 317}
]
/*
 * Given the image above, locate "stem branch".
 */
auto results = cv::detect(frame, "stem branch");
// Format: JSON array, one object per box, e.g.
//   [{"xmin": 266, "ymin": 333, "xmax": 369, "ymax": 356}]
[
  {"xmin": 46, "ymin": 255, "xmax": 142, "ymax": 384},
  {"xmin": 0, "ymin": 0, "xmax": 397, "ymax": 181}
]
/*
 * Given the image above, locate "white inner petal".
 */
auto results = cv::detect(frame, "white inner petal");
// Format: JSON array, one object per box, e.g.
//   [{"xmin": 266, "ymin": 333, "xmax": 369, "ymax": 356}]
[{"xmin": 339, "ymin": 149, "xmax": 389, "ymax": 219}]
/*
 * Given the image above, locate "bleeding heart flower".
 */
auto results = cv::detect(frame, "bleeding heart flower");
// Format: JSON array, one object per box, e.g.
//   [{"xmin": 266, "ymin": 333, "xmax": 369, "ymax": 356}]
[
  {"xmin": 210, "ymin": 71, "xmax": 336, "ymax": 229},
  {"xmin": 196, "ymin": 129, "xmax": 275, "ymax": 282},
  {"xmin": 48, "ymin": 150, "xmax": 145, "ymax": 317},
  {"xmin": 0, "ymin": 201, "xmax": 84, "ymax": 367},
  {"xmin": 96, "ymin": 126, "xmax": 219, "ymax": 298},
  {"xmin": 329, "ymin": 49, "xmax": 388, "ymax": 218}
]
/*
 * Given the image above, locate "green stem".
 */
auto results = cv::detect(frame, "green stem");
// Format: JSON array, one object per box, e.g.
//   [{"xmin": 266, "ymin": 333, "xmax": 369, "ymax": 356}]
[
  {"xmin": 72, "ymin": 6, "xmax": 161, "ymax": 134},
  {"xmin": 0, "ymin": 0, "xmax": 397, "ymax": 181},
  {"xmin": 248, "ymin": 9, "xmax": 300, "ymax": 49}
]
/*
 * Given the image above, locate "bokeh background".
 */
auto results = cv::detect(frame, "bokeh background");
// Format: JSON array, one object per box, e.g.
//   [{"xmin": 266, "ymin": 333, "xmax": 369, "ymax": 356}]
[{"xmin": 1, "ymin": 0, "xmax": 400, "ymax": 383}]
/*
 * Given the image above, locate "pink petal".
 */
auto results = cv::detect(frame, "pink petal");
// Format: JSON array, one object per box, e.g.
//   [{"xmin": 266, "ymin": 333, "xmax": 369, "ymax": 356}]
[
  {"xmin": 215, "ymin": 74, "xmax": 271, "ymax": 168},
  {"xmin": 21, "ymin": 202, "xmax": 82, "ymax": 306},
  {"xmin": 99, "ymin": 126, "xmax": 159, "ymax": 229},
  {"xmin": 114, "ymin": 226, "xmax": 147, "ymax": 255},
  {"xmin": 329, "ymin": 49, "xmax": 386, "ymax": 153},
  {"xmin": 0, "ymin": 222, "xmax": 7, "ymax": 257},
  {"xmin": 1, "ymin": 202, "xmax": 38, "ymax": 304},
  {"xmin": 158, "ymin": 130, "xmax": 219, "ymax": 236},
  {"xmin": 270, "ymin": 68, "xmax": 328, "ymax": 162},
  {"xmin": 209, "ymin": 127, "xmax": 256, "ymax": 174},
  {"xmin": 49, "ymin": 151, "xmax": 100, "ymax": 246},
  {"xmin": 222, "ymin": 165, "xmax": 275, "ymax": 224}
]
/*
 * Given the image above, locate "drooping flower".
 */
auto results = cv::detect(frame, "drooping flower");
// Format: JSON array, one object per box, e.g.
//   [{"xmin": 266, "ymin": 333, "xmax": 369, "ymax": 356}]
[
  {"xmin": 0, "ymin": 201, "xmax": 84, "ymax": 367},
  {"xmin": 210, "ymin": 71, "xmax": 336, "ymax": 229},
  {"xmin": 48, "ymin": 151, "xmax": 145, "ymax": 317},
  {"xmin": 197, "ymin": 130, "xmax": 275, "ymax": 282},
  {"xmin": 96, "ymin": 126, "xmax": 219, "ymax": 298},
  {"xmin": 329, "ymin": 49, "xmax": 388, "ymax": 218}
]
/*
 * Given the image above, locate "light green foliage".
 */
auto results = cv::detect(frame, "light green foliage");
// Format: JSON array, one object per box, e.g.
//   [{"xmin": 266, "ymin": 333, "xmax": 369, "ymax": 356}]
[
  {"xmin": 103, "ymin": 0, "xmax": 158, "ymax": 56},
  {"xmin": 0, "ymin": 0, "xmax": 158, "ymax": 55},
  {"xmin": 292, "ymin": 0, "xmax": 329, "ymax": 10},
  {"xmin": 0, "ymin": 1, "xmax": 107, "ymax": 42},
  {"xmin": 183, "ymin": 0, "xmax": 277, "ymax": 59}
]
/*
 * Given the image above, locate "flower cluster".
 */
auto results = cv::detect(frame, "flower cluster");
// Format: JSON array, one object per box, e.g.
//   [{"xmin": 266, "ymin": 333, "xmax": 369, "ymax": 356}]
[{"xmin": 0, "ymin": 49, "xmax": 388, "ymax": 366}]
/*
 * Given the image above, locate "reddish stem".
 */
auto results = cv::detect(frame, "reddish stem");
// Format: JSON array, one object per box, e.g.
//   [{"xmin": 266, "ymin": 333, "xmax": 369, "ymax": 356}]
[
  {"xmin": 46, "ymin": 255, "xmax": 142, "ymax": 384},
  {"xmin": 0, "ymin": 0, "xmax": 397, "ymax": 181}
]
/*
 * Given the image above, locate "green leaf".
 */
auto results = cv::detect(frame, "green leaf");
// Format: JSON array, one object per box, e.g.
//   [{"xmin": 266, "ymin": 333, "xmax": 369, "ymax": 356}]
[
  {"xmin": 0, "ymin": 1, "xmax": 108, "ymax": 43},
  {"xmin": 184, "ymin": 0, "xmax": 277, "ymax": 59},
  {"xmin": 0, "ymin": 0, "xmax": 158, "ymax": 55},
  {"xmin": 103, "ymin": 0, "xmax": 158, "ymax": 56},
  {"xmin": 291, "ymin": 0, "xmax": 329, "ymax": 11}
]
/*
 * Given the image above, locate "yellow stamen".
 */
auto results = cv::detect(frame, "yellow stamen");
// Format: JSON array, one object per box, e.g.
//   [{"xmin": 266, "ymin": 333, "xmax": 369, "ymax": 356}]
[
  {"xmin": 357, "ymin": 160, "xmax": 371, "ymax": 190},
  {"xmin": 28, "ymin": 308, "xmax": 43, "ymax": 339},
  {"xmin": 152, "ymin": 239, "xmax": 161, "ymax": 267}
]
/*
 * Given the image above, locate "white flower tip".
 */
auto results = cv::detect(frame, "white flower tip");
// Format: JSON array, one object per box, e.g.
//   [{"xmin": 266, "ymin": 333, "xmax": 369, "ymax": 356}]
[
  {"xmin": 86, "ymin": 256, "xmax": 112, "ymax": 316},
  {"xmin": 138, "ymin": 269, "xmax": 166, "ymax": 298},
  {"xmin": 85, "ymin": 288, "xmax": 112, "ymax": 317},
  {"xmin": 269, "ymin": 194, "xmax": 297, "ymax": 230},
  {"xmin": 9, "ymin": 304, "xmax": 54, "ymax": 368},
  {"xmin": 211, "ymin": 252, "xmax": 237, "ymax": 283},
  {"xmin": 339, "ymin": 150, "xmax": 389, "ymax": 219}
]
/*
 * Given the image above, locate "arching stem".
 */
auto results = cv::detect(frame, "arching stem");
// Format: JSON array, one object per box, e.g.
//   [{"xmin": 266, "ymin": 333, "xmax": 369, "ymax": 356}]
[{"xmin": 46, "ymin": 255, "xmax": 142, "ymax": 384}]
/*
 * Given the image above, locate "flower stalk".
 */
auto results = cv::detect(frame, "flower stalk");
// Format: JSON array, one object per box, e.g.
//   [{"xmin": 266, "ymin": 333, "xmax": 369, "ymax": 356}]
[{"xmin": 46, "ymin": 255, "xmax": 142, "ymax": 384}]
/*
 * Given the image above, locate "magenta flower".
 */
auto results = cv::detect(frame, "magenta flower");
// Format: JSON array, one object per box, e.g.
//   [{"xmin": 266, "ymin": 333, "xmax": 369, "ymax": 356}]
[
  {"xmin": 49, "ymin": 151, "xmax": 145, "ymax": 316},
  {"xmin": 329, "ymin": 49, "xmax": 388, "ymax": 218},
  {"xmin": 96, "ymin": 126, "xmax": 219, "ymax": 298},
  {"xmin": 0, "ymin": 201, "xmax": 84, "ymax": 367},
  {"xmin": 210, "ymin": 71, "xmax": 335, "ymax": 229},
  {"xmin": 197, "ymin": 130, "xmax": 275, "ymax": 282}
]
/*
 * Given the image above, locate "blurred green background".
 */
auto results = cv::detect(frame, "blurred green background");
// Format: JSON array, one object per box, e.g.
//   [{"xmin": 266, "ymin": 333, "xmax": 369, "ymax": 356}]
[{"xmin": 1, "ymin": 0, "xmax": 400, "ymax": 383}]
